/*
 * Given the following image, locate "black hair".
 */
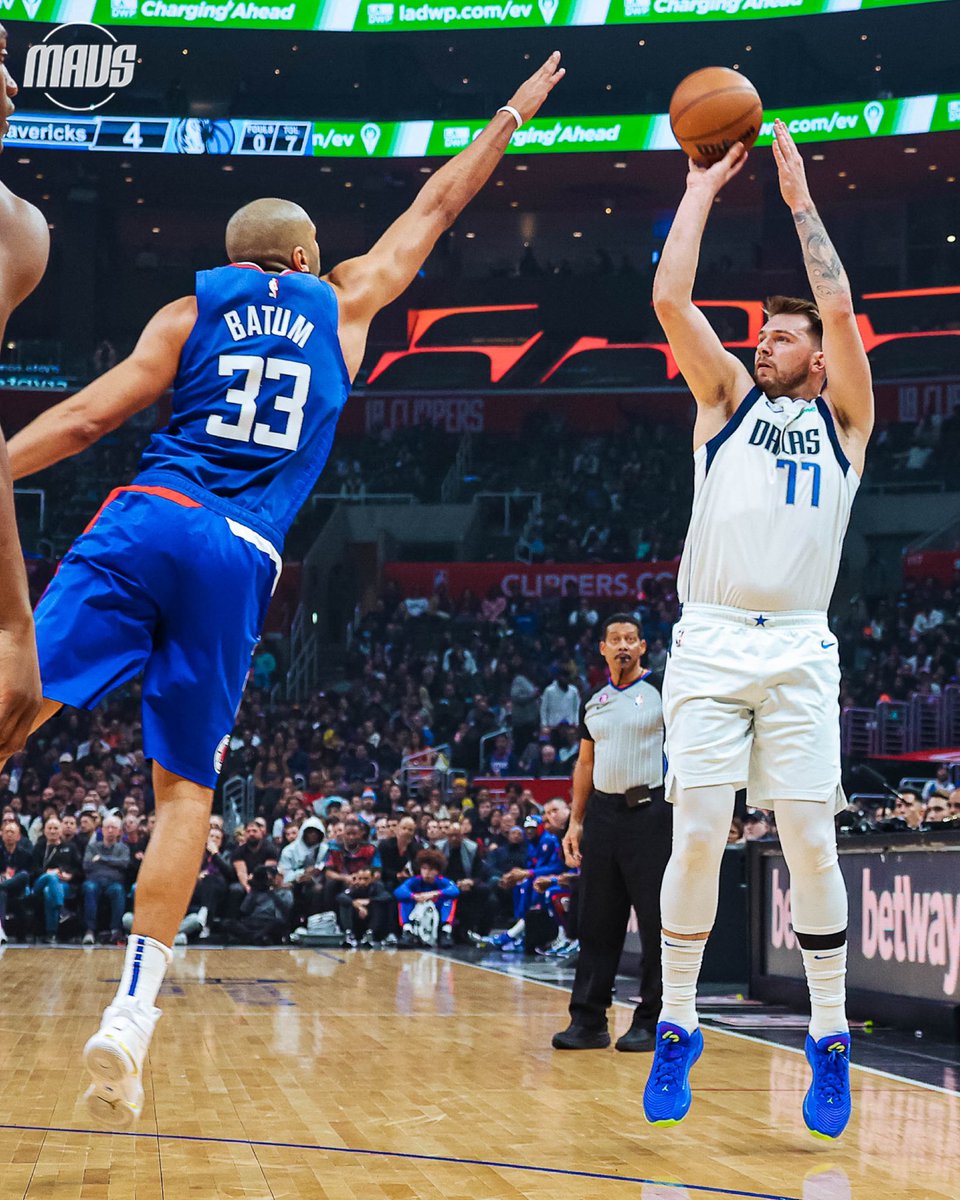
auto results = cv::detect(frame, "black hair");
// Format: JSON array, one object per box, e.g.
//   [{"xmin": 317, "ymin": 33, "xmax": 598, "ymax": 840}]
[{"xmin": 600, "ymin": 613, "xmax": 644, "ymax": 641}]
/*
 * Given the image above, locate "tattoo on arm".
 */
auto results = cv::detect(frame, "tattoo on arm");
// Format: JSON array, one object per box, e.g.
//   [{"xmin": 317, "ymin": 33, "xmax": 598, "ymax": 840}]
[{"xmin": 793, "ymin": 206, "xmax": 848, "ymax": 300}]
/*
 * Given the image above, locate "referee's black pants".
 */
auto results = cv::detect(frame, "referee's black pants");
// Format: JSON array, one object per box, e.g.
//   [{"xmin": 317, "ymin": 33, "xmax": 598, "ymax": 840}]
[{"xmin": 569, "ymin": 789, "xmax": 672, "ymax": 1032}]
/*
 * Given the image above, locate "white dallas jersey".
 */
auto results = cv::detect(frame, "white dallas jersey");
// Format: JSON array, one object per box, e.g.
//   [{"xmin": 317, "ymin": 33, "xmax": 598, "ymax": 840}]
[{"xmin": 678, "ymin": 386, "xmax": 860, "ymax": 612}]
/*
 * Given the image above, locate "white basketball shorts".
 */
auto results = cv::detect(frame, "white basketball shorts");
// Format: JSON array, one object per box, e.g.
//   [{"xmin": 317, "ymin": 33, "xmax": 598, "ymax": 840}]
[{"xmin": 663, "ymin": 603, "xmax": 845, "ymax": 811}]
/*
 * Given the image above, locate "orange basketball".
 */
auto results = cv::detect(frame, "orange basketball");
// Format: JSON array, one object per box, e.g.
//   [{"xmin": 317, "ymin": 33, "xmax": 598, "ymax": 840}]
[{"xmin": 669, "ymin": 67, "xmax": 763, "ymax": 166}]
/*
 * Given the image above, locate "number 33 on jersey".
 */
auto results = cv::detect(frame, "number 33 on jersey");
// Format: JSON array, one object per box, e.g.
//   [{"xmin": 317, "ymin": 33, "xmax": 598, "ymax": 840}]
[{"xmin": 136, "ymin": 263, "xmax": 351, "ymax": 547}]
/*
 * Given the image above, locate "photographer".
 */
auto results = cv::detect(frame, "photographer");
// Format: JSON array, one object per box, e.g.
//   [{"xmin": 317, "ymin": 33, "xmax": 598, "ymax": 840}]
[{"xmin": 223, "ymin": 861, "xmax": 291, "ymax": 945}]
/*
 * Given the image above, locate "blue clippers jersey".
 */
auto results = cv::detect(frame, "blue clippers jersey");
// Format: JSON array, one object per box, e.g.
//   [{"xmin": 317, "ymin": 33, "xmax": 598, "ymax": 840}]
[{"xmin": 135, "ymin": 263, "xmax": 351, "ymax": 545}]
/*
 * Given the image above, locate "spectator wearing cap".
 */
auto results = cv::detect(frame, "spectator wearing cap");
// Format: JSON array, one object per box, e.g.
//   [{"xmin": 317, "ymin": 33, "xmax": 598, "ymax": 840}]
[
  {"xmin": 540, "ymin": 672, "xmax": 582, "ymax": 732},
  {"xmin": 81, "ymin": 814, "xmax": 130, "ymax": 945},
  {"xmin": 358, "ymin": 788, "xmax": 378, "ymax": 827},
  {"xmin": 744, "ymin": 810, "xmax": 775, "ymax": 841}
]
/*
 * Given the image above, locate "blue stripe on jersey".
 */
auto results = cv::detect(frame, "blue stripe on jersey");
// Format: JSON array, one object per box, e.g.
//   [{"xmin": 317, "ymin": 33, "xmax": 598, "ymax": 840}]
[
  {"xmin": 815, "ymin": 397, "xmax": 851, "ymax": 476},
  {"xmin": 134, "ymin": 264, "xmax": 351, "ymax": 546},
  {"xmin": 704, "ymin": 385, "xmax": 762, "ymax": 475}
]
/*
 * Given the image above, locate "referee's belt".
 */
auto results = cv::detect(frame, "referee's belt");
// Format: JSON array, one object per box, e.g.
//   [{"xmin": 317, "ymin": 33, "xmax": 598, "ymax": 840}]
[{"xmin": 593, "ymin": 785, "xmax": 663, "ymax": 808}]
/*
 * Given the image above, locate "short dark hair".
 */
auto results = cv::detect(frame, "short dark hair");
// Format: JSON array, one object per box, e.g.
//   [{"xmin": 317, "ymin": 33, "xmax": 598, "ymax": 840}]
[
  {"xmin": 416, "ymin": 848, "xmax": 446, "ymax": 872},
  {"xmin": 764, "ymin": 295, "xmax": 823, "ymax": 347},
  {"xmin": 601, "ymin": 613, "xmax": 644, "ymax": 641}
]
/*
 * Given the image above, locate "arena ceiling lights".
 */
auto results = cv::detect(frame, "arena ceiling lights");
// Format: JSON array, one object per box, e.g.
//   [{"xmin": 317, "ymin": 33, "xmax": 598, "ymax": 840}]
[
  {"xmin": 6, "ymin": 92, "xmax": 960, "ymax": 156},
  {"xmin": 1, "ymin": 0, "xmax": 951, "ymax": 31}
]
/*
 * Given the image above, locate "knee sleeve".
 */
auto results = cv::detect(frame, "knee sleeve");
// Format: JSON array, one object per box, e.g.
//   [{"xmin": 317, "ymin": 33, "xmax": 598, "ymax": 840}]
[
  {"xmin": 775, "ymin": 801, "xmax": 848, "ymax": 937},
  {"xmin": 660, "ymin": 784, "xmax": 735, "ymax": 935}
]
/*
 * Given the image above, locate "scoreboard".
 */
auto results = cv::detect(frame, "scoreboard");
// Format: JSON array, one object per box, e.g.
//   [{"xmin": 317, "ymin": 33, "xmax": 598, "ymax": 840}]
[
  {"xmin": 5, "ymin": 95, "xmax": 959, "ymax": 157},
  {"xmin": 4, "ymin": 115, "xmax": 313, "ymax": 156}
]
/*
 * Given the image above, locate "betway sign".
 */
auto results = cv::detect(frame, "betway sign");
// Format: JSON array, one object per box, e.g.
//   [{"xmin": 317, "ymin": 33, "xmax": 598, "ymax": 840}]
[
  {"xmin": 365, "ymin": 288, "xmax": 960, "ymax": 391},
  {"xmin": 764, "ymin": 846, "xmax": 960, "ymax": 1002}
]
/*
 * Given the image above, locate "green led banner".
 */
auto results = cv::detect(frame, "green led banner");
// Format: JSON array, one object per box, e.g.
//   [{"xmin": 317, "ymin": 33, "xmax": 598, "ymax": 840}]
[
  {"xmin": 0, "ymin": 0, "xmax": 951, "ymax": 31},
  {"xmin": 6, "ymin": 93, "xmax": 959, "ymax": 155}
]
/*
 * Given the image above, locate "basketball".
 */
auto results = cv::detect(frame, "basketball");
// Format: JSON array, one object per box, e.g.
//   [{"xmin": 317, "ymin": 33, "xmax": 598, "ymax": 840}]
[{"xmin": 669, "ymin": 67, "xmax": 763, "ymax": 166}]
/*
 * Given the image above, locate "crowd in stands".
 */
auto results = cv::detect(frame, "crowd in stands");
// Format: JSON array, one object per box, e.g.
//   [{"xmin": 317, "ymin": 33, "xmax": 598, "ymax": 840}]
[
  {"xmin": 6, "ymin": 563, "xmax": 960, "ymax": 949},
  {"xmin": 834, "ymin": 576, "xmax": 960, "ymax": 708},
  {"xmin": 469, "ymin": 422, "xmax": 691, "ymax": 563}
]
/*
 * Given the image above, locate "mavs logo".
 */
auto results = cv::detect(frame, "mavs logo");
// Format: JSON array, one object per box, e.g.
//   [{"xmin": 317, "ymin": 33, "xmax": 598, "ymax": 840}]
[
  {"xmin": 214, "ymin": 735, "xmax": 231, "ymax": 776},
  {"xmin": 24, "ymin": 23, "xmax": 137, "ymax": 113},
  {"xmin": 748, "ymin": 419, "xmax": 821, "ymax": 458}
]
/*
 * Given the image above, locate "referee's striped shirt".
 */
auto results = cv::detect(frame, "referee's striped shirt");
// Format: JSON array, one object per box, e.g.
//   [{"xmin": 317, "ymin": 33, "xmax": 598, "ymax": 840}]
[{"xmin": 579, "ymin": 672, "xmax": 664, "ymax": 794}]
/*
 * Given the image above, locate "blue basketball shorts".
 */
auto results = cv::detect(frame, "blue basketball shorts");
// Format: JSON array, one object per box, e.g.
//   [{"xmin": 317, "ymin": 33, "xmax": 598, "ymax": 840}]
[{"xmin": 34, "ymin": 485, "xmax": 281, "ymax": 789}]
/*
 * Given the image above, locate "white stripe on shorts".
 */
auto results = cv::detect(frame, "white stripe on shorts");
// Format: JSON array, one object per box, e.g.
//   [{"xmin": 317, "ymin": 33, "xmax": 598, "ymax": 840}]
[{"xmin": 225, "ymin": 518, "xmax": 283, "ymax": 595}]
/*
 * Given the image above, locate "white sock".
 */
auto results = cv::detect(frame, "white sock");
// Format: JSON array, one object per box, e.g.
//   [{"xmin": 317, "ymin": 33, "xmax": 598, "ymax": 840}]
[
  {"xmin": 507, "ymin": 919, "xmax": 525, "ymax": 939},
  {"xmin": 113, "ymin": 935, "xmax": 172, "ymax": 1011},
  {"xmin": 800, "ymin": 943, "xmax": 848, "ymax": 1041},
  {"xmin": 659, "ymin": 935, "xmax": 707, "ymax": 1033},
  {"xmin": 196, "ymin": 906, "xmax": 209, "ymax": 929}
]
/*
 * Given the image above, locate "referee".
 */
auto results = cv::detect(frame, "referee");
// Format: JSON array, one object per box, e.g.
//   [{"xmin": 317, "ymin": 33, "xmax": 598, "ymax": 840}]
[{"xmin": 552, "ymin": 612, "xmax": 672, "ymax": 1052}]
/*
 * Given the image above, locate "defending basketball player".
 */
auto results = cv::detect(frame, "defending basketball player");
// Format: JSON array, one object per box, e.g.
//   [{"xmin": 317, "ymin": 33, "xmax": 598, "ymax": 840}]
[
  {"xmin": 5, "ymin": 52, "xmax": 564, "ymax": 1129},
  {"xmin": 642, "ymin": 121, "xmax": 873, "ymax": 1138},
  {"xmin": 0, "ymin": 26, "xmax": 49, "ymax": 761}
]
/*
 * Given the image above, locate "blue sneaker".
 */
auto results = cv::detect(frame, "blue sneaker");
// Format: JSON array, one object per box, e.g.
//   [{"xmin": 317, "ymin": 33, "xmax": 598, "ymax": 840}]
[
  {"xmin": 469, "ymin": 930, "xmax": 511, "ymax": 948},
  {"xmin": 499, "ymin": 936, "xmax": 525, "ymax": 953},
  {"xmin": 802, "ymin": 1032, "xmax": 851, "ymax": 1139},
  {"xmin": 642, "ymin": 1022, "xmax": 704, "ymax": 1126}
]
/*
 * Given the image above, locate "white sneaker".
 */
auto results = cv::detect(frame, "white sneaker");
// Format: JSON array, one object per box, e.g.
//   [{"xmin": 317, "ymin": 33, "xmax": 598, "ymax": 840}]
[
  {"xmin": 82, "ymin": 931, "xmax": 96, "ymax": 947},
  {"xmin": 83, "ymin": 998, "xmax": 160, "ymax": 1130},
  {"xmin": 0, "ymin": 918, "xmax": 7, "ymax": 945},
  {"xmin": 173, "ymin": 933, "xmax": 188, "ymax": 946}
]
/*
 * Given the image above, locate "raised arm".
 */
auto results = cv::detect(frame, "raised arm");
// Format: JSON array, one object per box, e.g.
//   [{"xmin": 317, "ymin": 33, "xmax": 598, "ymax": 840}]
[
  {"xmin": 7, "ymin": 296, "xmax": 197, "ymax": 481},
  {"xmin": 326, "ymin": 52, "xmax": 565, "ymax": 379},
  {"xmin": 653, "ymin": 144, "xmax": 754, "ymax": 433},
  {"xmin": 772, "ymin": 119, "xmax": 873, "ymax": 452},
  {"xmin": 0, "ymin": 188, "xmax": 50, "ymax": 760}
]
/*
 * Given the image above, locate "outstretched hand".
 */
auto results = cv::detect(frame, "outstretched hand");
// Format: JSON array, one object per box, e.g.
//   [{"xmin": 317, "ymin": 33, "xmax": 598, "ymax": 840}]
[
  {"xmin": 506, "ymin": 51, "xmax": 566, "ymax": 124},
  {"xmin": 685, "ymin": 140, "xmax": 748, "ymax": 195},
  {"xmin": 771, "ymin": 118, "xmax": 812, "ymax": 211}
]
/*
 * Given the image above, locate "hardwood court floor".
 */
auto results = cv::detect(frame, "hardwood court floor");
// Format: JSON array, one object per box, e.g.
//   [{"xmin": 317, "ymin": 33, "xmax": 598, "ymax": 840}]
[{"xmin": 0, "ymin": 945, "xmax": 956, "ymax": 1200}]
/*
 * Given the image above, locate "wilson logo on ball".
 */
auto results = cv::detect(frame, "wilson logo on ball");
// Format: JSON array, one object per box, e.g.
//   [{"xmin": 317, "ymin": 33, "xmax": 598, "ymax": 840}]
[{"xmin": 24, "ymin": 23, "xmax": 137, "ymax": 113}]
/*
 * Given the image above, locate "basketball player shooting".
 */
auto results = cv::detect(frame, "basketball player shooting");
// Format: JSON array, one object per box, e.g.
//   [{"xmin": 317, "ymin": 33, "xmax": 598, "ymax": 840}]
[
  {"xmin": 642, "ymin": 121, "xmax": 873, "ymax": 1139},
  {"xmin": 5, "ymin": 51, "xmax": 564, "ymax": 1129},
  {"xmin": 0, "ymin": 25, "xmax": 49, "ymax": 761}
]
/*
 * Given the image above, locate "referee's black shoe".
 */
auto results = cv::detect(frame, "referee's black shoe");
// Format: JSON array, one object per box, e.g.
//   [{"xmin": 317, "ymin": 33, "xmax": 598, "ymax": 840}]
[
  {"xmin": 614, "ymin": 1023, "xmax": 656, "ymax": 1053},
  {"xmin": 551, "ymin": 1024, "xmax": 611, "ymax": 1050}
]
